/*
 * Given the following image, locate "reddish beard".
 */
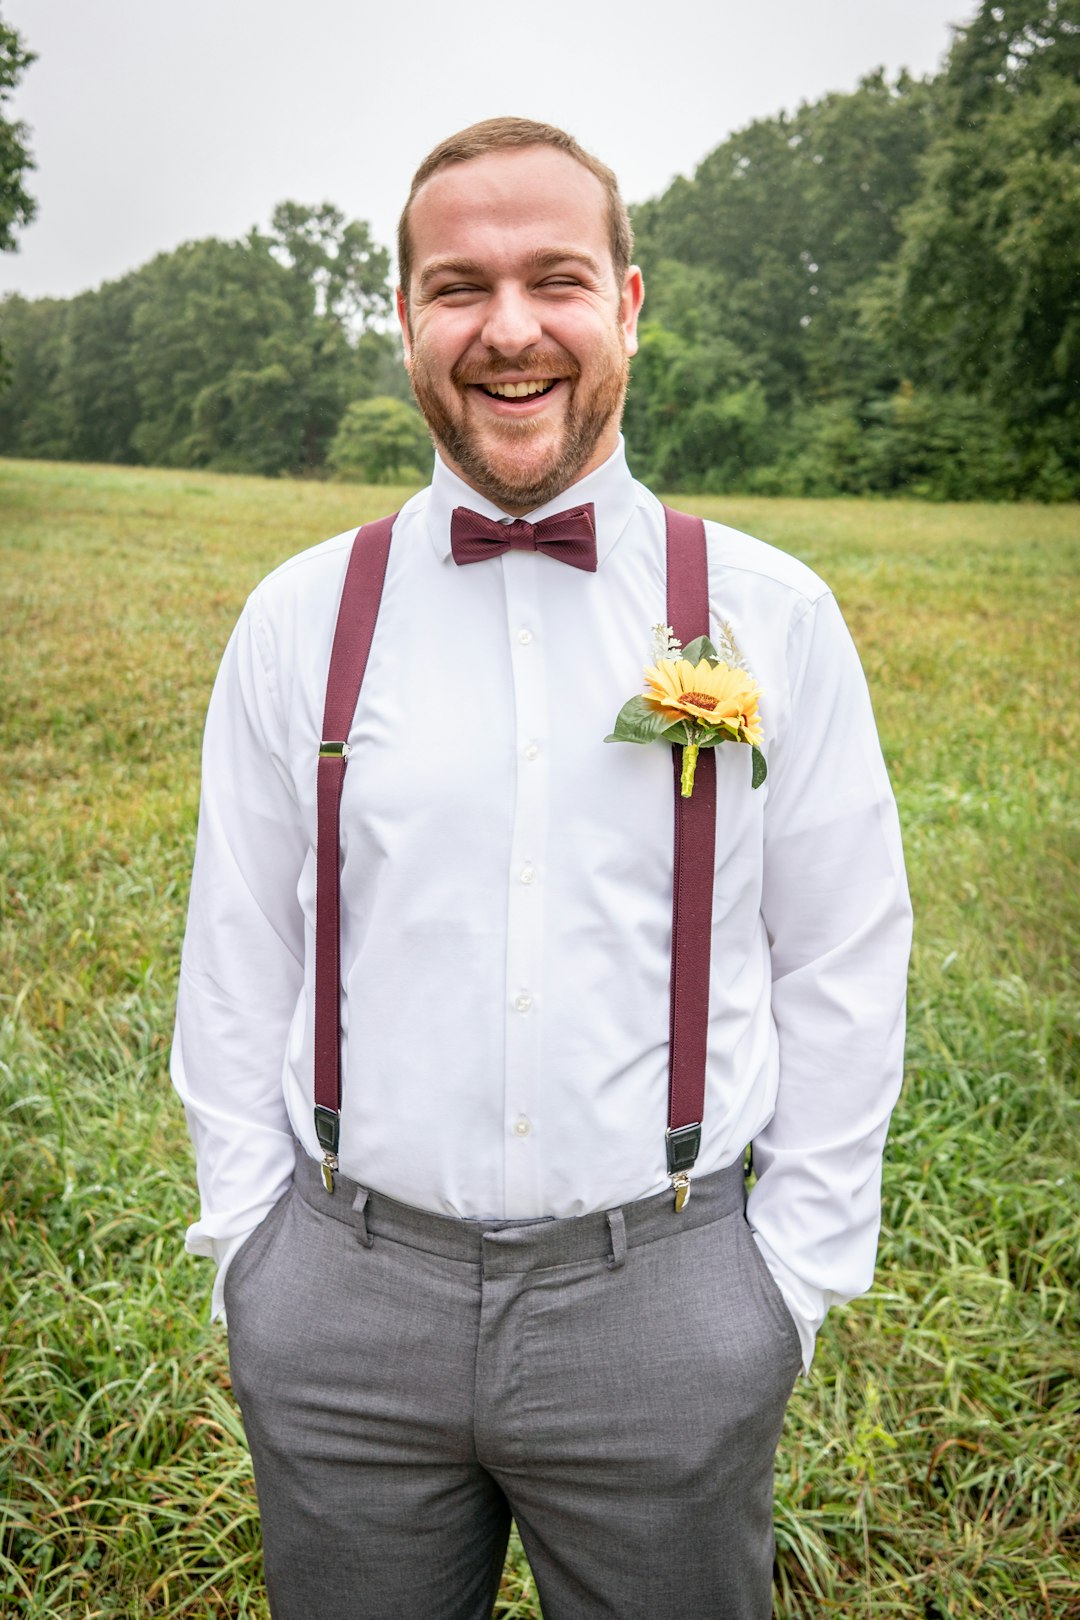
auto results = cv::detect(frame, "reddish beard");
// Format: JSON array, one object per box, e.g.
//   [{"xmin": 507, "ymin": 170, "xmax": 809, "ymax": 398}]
[{"xmin": 409, "ymin": 338, "xmax": 630, "ymax": 512}]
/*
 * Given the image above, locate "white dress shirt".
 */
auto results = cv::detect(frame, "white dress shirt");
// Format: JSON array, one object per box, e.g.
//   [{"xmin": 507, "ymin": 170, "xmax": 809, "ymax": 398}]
[{"xmin": 171, "ymin": 440, "xmax": 912, "ymax": 1369}]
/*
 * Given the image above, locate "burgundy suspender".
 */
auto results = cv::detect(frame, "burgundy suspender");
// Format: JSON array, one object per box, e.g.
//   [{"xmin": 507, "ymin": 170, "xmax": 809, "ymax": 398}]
[
  {"xmin": 662, "ymin": 507, "xmax": 715, "ymax": 1207},
  {"xmin": 313, "ymin": 514, "xmax": 395, "ymax": 1191},
  {"xmin": 313, "ymin": 507, "xmax": 715, "ymax": 1205}
]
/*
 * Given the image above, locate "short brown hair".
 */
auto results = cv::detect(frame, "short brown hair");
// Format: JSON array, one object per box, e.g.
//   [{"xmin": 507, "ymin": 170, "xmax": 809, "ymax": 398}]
[{"xmin": 397, "ymin": 117, "xmax": 634, "ymax": 300}]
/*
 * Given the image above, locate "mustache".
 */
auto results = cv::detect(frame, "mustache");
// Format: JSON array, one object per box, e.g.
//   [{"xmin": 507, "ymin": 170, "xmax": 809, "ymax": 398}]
[{"xmin": 452, "ymin": 349, "xmax": 579, "ymax": 386}]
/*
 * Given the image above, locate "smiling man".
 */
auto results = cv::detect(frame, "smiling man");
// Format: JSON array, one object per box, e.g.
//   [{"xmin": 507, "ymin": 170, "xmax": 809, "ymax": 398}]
[{"xmin": 173, "ymin": 118, "xmax": 912, "ymax": 1619}]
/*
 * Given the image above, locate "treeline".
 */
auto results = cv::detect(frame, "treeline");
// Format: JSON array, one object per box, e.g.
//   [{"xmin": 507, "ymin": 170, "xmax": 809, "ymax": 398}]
[
  {"xmin": 1, "ymin": 0, "xmax": 1077, "ymax": 497},
  {"xmin": 626, "ymin": 0, "xmax": 1079, "ymax": 499},
  {"xmin": 0, "ymin": 203, "xmax": 414, "ymax": 477}
]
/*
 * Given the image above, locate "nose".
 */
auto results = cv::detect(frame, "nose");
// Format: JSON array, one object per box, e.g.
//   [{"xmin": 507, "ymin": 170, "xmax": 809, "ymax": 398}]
[{"xmin": 480, "ymin": 283, "xmax": 543, "ymax": 358}]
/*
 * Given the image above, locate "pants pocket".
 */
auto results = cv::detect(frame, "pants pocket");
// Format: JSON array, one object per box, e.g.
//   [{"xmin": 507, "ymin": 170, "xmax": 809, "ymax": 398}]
[
  {"xmin": 222, "ymin": 1185, "xmax": 294, "ymax": 1317},
  {"xmin": 737, "ymin": 1214, "xmax": 802, "ymax": 1365}
]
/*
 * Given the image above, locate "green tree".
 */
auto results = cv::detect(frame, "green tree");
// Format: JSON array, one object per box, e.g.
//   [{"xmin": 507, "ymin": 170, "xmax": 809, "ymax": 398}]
[
  {"xmin": 890, "ymin": 0, "xmax": 1080, "ymax": 488},
  {"xmin": 0, "ymin": 204, "xmax": 404, "ymax": 474},
  {"xmin": 751, "ymin": 387, "xmax": 1024, "ymax": 499},
  {"xmin": 268, "ymin": 202, "xmax": 391, "ymax": 328},
  {"xmin": 127, "ymin": 236, "xmax": 315, "ymax": 469},
  {"xmin": 56, "ymin": 275, "xmax": 142, "ymax": 462},
  {"xmin": 1, "ymin": 17, "xmax": 36, "ymax": 381},
  {"xmin": 190, "ymin": 345, "xmax": 312, "ymax": 476},
  {"xmin": 624, "ymin": 315, "xmax": 768, "ymax": 490},
  {"xmin": 327, "ymin": 396, "xmax": 430, "ymax": 483},
  {"xmin": 0, "ymin": 292, "xmax": 66, "ymax": 454},
  {"xmin": 631, "ymin": 71, "xmax": 936, "ymax": 420},
  {"xmin": 625, "ymin": 70, "xmax": 942, "ymax": 491},
  {"xmin": 128, "ymin": 209, "xmax": 400, "ymax": 473},
  {"xmin": 0, "ymin": 16, "xmax": 34, "ymax": 253}
]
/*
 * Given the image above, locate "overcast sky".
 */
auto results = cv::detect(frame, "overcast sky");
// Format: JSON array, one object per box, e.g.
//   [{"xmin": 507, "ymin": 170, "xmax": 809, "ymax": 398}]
[{"xmin": 1, "ymin": 0, "xmax": 970, "ymax": 302}]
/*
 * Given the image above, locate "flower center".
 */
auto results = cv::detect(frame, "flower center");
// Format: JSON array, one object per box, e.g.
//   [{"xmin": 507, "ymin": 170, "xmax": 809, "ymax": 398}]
[{"xmin": 682, "ymin": 691, "xmax": 718, "ymax": 710}]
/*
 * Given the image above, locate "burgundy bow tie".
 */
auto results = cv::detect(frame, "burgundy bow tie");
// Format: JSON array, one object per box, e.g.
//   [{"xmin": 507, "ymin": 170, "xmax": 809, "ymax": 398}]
[{"xmin": 450, "ymin": 504, "xmax": 597, "ymax": 572}]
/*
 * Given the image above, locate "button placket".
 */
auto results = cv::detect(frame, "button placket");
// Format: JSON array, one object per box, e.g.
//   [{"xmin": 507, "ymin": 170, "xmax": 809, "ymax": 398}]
[{"xmin": 500, "ymin": 555, "xmax": 548, "ymax": 1211}]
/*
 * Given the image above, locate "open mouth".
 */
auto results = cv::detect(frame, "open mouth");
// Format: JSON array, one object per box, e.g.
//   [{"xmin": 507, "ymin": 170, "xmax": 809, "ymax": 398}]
[{"xmin": 479, "ymin": 379, "xmax": 559, "ymax": 400}]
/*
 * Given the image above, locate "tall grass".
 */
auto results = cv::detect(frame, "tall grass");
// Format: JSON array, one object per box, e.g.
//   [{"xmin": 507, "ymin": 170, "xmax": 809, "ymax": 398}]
[{"xmin": 2, "ymin": 460, "xmax": 1077, "ymax": 1618}]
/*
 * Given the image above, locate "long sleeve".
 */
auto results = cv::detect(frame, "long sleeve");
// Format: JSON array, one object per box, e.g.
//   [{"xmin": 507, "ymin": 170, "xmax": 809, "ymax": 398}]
[
  {"xmin": 171, "ymin": 595, "xmax": 308, "ymax": 1315},
  {"xmin": 748, "ymin": 589, "xmax": 912, "ymax": 1368}
]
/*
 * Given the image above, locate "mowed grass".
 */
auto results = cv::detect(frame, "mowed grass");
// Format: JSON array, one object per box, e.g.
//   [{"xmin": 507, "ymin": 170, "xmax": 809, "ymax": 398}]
[{"xmin": 1, "ymin": 457, "xmax": 1077, "ymax": 1618}]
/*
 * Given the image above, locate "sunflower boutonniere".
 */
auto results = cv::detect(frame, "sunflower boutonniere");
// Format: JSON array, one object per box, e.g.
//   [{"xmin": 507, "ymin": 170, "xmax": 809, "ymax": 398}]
[{"xmin": 606, "ymin": 624, "xmax": 767, "ymax": 799}]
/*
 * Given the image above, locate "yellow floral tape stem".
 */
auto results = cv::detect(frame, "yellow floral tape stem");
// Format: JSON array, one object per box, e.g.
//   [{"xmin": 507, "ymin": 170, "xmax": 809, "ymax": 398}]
[{"xmin": 680, "ymin": 741, "xmax": 700, "ymax": 798}]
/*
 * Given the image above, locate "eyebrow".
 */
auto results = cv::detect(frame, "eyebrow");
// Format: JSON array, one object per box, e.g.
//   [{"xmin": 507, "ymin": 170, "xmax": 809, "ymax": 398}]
[{"xmin": 416, "ymin": 248, "xmax": 605, "ymax": 295}]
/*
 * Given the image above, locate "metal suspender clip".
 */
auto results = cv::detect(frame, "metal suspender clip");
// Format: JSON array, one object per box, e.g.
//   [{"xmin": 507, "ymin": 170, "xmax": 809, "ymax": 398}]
[
  {"xmin": 314, "ymin": 1105, "xmax": 340, "ymax": 1193},
  {"xmin": 666, "ymin": 1122, "xmax": 701, "ymax": 1212},
  {"xmin": 319, "ymin": 740, "xmax": 351, "ymax": 758}
]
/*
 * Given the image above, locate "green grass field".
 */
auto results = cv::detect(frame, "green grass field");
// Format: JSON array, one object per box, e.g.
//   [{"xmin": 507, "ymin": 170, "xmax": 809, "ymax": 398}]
[{"xmin": 2, "ymin": 458, "xmax": 1077, "ymax": 1618}]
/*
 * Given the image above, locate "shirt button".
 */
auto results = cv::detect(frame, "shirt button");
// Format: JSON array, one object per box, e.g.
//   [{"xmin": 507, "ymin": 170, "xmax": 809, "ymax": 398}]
[
  {"xmin": 523, "ymin": 743, "xmax": 540, "ymax": 761},
  {"xmin": 516, "ymin": 628, "xmax": 533, "ymax": 645},
  {"xmin": 512, "ymin": 1116, "xmax": 531, "ymax": 1137},
  {"xmin": 519, "ymin": 865, "xmax": 535, "ymax": 885},
  {"xmin": 514, "ymin": 993, "xmax": 533, "ymax": 1013}
]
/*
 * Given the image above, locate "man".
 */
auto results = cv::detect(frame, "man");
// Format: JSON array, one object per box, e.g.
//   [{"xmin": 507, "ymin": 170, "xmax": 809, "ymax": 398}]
[{"xmin": 172, "ymin": 118, "xmax": 911, "ymax": 1619}]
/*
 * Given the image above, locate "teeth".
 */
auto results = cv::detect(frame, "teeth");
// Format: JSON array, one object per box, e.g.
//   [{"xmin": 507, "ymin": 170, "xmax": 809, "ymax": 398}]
[{"xmin": 483, "ymin": 379, "xmax": 554, "ymax": 398}]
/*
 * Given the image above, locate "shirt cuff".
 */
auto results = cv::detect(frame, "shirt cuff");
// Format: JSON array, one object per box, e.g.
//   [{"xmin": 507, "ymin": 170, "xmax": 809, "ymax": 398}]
[{"xmin": 185, "ymin": 1219, "xmax": 266, "ymax": 1325}]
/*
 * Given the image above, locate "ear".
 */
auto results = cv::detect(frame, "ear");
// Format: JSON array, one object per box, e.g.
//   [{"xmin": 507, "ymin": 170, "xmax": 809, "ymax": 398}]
[
  {"xmin": 396, "ymin": 286, "xmax": 412, "ymax": 366},
  {"xmin": 620, "ymin": 266, "xmax": 645, "ymax": 359}
]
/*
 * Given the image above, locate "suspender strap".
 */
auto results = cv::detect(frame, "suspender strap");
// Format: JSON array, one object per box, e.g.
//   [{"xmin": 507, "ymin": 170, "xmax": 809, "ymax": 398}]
[
  {"xmin": 312, "ymin": 505, "xmax": 715, "ymax": 1206},
  {"xmin": 663, "ymin": 506, "xmax": 716, "ymax": 1207},
  {"xmin": 314, "ymin": 514, "xmax": 396, "ymax": 1189}
]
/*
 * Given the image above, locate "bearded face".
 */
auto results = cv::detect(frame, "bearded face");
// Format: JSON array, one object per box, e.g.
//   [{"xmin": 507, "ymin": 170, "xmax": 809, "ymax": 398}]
[{"xmin": 398, "ymin": 146, "xmax": 643, "ymax": 514}]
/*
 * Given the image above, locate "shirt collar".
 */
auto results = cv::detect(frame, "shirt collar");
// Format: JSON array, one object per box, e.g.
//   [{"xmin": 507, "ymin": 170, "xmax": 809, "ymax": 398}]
[{"xmin": 424, "ymin": 437, "xmax": 637, "ymax": 569}]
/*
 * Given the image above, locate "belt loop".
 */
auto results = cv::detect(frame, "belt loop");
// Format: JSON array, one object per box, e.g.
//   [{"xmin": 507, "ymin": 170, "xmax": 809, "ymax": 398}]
[
  {"xmin": 351, "ymin": 1187, "xmax": 375, "ymax": 1248},
  {"xmin": 605, "ymin": 1208, "xmax": 627, "ymax": 1270}
]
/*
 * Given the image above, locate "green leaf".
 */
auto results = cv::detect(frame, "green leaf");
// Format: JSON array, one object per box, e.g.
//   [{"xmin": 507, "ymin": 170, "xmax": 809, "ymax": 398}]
[
  {"xmin": 606, "ymin": 696, "xmax": 678, "ymax": 745},
  {"xmin": 681, "ymin": 634, "xmax": 720, "ymax": 667},
  {"xmin": 751, "ymin": 745, "xmax": 767, "ymax": 788}
]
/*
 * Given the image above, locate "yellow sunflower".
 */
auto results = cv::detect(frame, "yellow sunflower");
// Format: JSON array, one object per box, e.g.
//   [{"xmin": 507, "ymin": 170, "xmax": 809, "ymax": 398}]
[{"xmin": 643, "ymin": 657, "xmax": 763, "ymax": 746}]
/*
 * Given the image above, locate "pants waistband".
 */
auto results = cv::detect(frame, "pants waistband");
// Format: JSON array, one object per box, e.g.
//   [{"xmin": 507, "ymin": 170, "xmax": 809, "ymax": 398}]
[{"xmin": 292, "ymin": 1152, "xmax": 747, "ymax": 1274}]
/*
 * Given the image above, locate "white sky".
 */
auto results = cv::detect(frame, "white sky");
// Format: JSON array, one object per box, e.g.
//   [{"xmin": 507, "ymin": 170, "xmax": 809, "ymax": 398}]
[{"xmin": 1, "ymin": 0, "xmax": 970, "ymax": 301}]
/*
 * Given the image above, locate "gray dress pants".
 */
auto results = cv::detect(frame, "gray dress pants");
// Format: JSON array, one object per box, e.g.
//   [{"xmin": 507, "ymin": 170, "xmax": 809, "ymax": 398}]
[{"xmin": 224, "ymin": 1153, "xmax": 802, "ymax": 1620}]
